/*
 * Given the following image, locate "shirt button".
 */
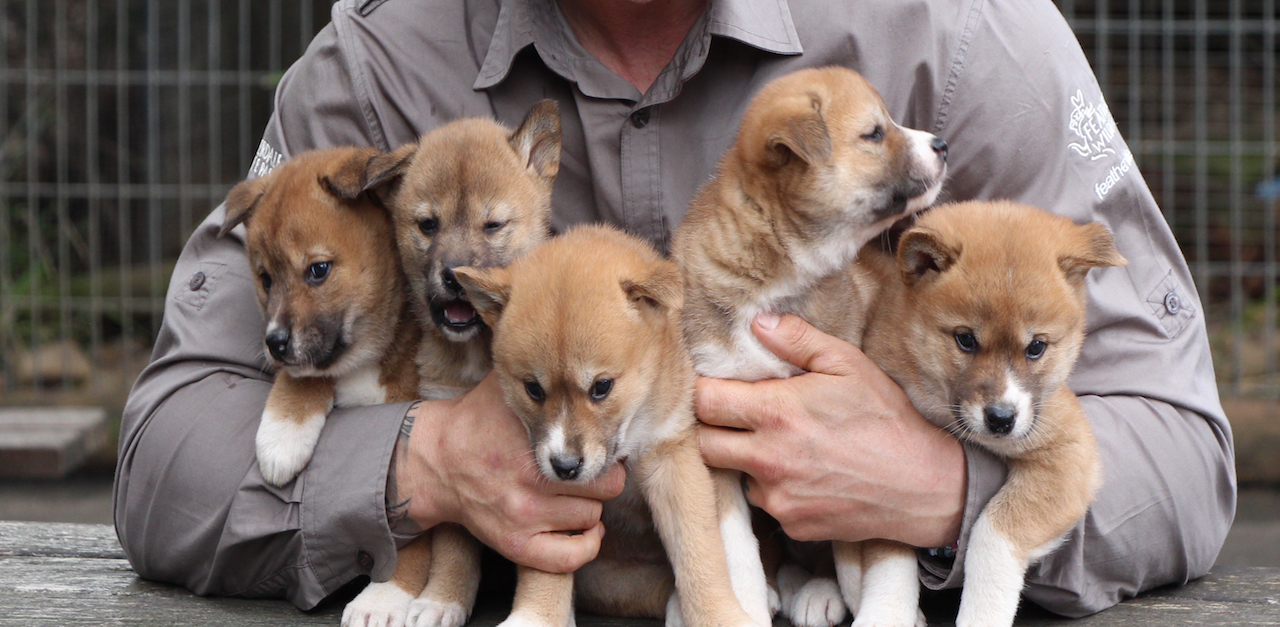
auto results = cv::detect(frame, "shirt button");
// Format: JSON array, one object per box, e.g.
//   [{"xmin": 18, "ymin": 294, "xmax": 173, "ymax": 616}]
[
  {"xmin": 1163, "ymin": 291, "xmax": 1181, "ymax": 315},
  {"xmin": 356, "ymin": 550, "xmax": 374, "ymax": 572},
  {"xmin": 630, "ymin": 107, "xmax": 650, "ymax": 129},
  {"xmin": 188, "ymin": 272, "xmax": 206, "ymax": 291}
]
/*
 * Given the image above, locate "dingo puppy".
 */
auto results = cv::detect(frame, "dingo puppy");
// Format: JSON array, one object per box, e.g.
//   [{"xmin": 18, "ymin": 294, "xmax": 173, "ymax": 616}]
[
  {"xmin": 342, "ymin": 101, "xmax": 561, "ymax": 627},
  {"xmin": 453, "ymin": 225, "xmax": 760, "ymax": 627},
  {"xmin": 671, "ymin": 66, "xmax": 948, "ymax": 627},
  {"xmin": 218, "ymin": 147, "xmax": 420, "ymax": 487},
  {"xmin": 860, "ymin": 200, "xmax": 1123, "ymax": 627}
]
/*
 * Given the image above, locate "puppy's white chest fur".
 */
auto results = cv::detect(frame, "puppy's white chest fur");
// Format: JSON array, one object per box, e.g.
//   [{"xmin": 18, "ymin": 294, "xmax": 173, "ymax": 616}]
[{"xmin": 334, "ymin": 363, "xmax": 387, "ymax": 407}]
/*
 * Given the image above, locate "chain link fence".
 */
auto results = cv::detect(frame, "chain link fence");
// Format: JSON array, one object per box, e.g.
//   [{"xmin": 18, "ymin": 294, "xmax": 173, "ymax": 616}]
[{"xmin": 0, "ymin": 0, "xmax": 1276, "ymax": 406}]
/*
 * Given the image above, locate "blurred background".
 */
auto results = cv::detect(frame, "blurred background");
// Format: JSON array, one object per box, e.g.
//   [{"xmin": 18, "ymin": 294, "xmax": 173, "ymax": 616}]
[{"xmin": 0, "ymin": 0, "xmax": 1276, "ymax": 568}]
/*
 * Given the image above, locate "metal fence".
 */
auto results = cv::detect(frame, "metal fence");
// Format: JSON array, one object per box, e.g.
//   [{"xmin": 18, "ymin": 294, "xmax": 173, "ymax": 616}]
[{"xmin": 0, "ymin": 0, "xmax": 1277, "ymax": 404}]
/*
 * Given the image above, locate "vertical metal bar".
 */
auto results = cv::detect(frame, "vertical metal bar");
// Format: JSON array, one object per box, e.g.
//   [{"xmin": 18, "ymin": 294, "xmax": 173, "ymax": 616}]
[
  {"xmin": 1229, "ymin": 0, "xmax": 1243, "ymax": 393},
  {"xmin": 55, "ymin": 0, "xmax": 72, "ymax": 390},
  {"xmin": 147, "ymin": 0, "xmax": 161, "ymax": 342},
  {"xmin": 238, "ymin": 0, "xmax": 249, "ymax": 173},
  {"xmin": 1062, "ymin": 0, "xmax": 1076, "ymax": 29},
  {"xmin": 1162, "ymin": 0, "xmax": 1175, "ymax": 229},
  {"xmin": 1194, "ymin": 0, "xmax": 1208, "ymax": 302},
  {"xmin": 1264, "ymin": 0, "xmax": 1277, "ymax": 395},
  {"xmin": 1127, "ymin": 0, "xmax": 1140, "ymax": 148},
  {"xmin": 1097, "ymin": 0, "xmax": 1110, "ymax": 97},
  {"xmin": 118, "ymin": 0, "xmax": 133, "ymax": 381},
  {"xmin": 26, "ymin": 0, "xmax": 41, "ymax": 392},
  {"xmin": 87, "ymin": 0, "xmax": 103, "ymax": 393},
  {"xmin": 210, "ymin": 0, "xmax": 222, "ymax": 193},
  {"xmin": 269, "ymin": 0, "xmax": 281, "ymax": 75},
  {"xmin": 301, "ymin": 0, "xmax": 313, "ymax": 57},
  {"xmin": 178, "ymin": 0, "xmax": 191, "ymax": 243},
  {"xmin": 1, "ymin": 0, "xmax": 14, "ymax": 389}
]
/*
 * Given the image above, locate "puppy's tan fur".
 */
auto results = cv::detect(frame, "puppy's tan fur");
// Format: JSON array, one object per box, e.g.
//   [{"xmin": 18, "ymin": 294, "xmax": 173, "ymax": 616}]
[
  {"xmin": 343, "ymin": 102, "xmax": 561, "ymax": 627},
  {"xmin": 860, "ymin": 201, "xmax": 1124, "ymax": 627},
  {"xmin": 219, "ymin": 147, "xmax": 420, "ymax": 487},
  {"xmin": 671, "ymin": 66, "xmax": 949, "ymax": 627},
  {"xmin": 454, "ymin": 226, "xmax": 758, "ymax": 627}
]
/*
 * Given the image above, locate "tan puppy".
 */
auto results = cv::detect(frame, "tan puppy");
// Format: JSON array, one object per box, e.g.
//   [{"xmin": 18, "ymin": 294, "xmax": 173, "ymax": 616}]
[
  {"xmin": 218, "ymin": 147, "xmax": 419, "ymax": 487},
  {"xmin": 454, "ymin": 225, "xmax": 759, "ymax": 627},
  {"xmin": 671, "ymin": 66, "xmax": 948, "ymax": 627},
  {"xmin": 860, "ymin": 201, "xmax": 1123, "ymax": 627},
  {"xmin": 342, "ymin": 102, "xmax": 561, "ymax": 627}
]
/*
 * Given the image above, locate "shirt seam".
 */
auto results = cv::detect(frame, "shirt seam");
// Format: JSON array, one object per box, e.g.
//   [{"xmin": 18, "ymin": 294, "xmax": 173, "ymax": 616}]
[
  {"xmin": 934, "ymin": 0, "xmax": 987, "ymax": 135},
  {"xmin": 333, "ymin": 4, "xmax": 390, "ymax": 151}
]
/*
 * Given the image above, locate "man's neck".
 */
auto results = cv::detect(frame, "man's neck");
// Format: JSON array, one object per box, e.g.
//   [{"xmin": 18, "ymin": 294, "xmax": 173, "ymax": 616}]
[{"xmin": 557, "ymin": 0, "xmax": 707, "ymax": 95}]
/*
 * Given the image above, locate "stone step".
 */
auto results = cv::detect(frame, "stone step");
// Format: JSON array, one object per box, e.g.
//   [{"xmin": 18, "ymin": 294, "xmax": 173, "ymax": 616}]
[{"xmin": 0, "ymin": 408, "xmax": 109, "ymax": 479}]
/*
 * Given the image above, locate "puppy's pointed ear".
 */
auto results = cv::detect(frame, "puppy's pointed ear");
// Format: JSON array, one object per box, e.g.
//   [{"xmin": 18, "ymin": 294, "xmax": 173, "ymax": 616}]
[
  {"xmin": 1060, "ymin": 222, "xmax": 1127, "ymax": 281},
  {"xmin": 765, "ymin": 92, "xmax": 831, "ymax": 168},
  {"xmin": 453, "ymin": 266, "xmax": 513, "ymax": 327},
  {"xmin": 363, "ymin": 142, "xmax": 417, "ymax": 197},
  {"xmin": 320, "ymin": 147, "xmax": 381, "ymax": 200},
  {"xmin": 621, "ymin": 260, "xmax": 683, "ymax": 315},
  {"xmin": 898, "ymin": 227, "xmax": 959, "ymax": 286},
  {"xmin": 218, "ymin": 177, "xmax": 267, "ymax": 238},
  {"xmin": 509, "ymin": 99, "xmax": 561, "ymax": 180}
]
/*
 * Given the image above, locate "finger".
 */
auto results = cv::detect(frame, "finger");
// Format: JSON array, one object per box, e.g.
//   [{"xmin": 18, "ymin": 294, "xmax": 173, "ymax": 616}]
[
  {"xmin": 518, "ymin": 522, "xmax": 605, "ymax": 573},
  {"xmin": 742, "ymin": 474, "xmax": 765, "ymax": 510},
  {"xmin": 697, "ymin": 422, "xmax": 760, "ymax": 474},
  {"xmin": 543, "ymin": 495, "xmax": 604, "ymax": 531},
  {"xmin": 694, "ymin": 376, "xmax": 766, "ymax": 430},
  {"xmin": 753, "ymin": 313, "xmax": 857, "ymax": 376},
  {"xmin": 554, "ymin": 462, "xmax": 626, "ymax": 500}
]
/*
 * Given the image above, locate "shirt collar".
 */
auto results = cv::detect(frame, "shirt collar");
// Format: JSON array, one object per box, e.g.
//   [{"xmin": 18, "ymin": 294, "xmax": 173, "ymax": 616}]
[{"xmin": 473, "ymin": 0, "xmax": 802, "ymax": 92}]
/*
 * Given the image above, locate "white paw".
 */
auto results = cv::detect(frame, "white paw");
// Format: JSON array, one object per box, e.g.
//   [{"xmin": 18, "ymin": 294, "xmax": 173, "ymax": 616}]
[
  {"xmin": 407, "ymin": 598, "xmax": 467, "ymax": 627},
  {"xmin": 776, "ymin": 563, "xmax": 808, "ymax": 612},
  {"xmin": 851, "ymin": 607, "xmax": 926, "ymax": 627},
  {"xmin": 496, "ymin": 614, "xmax": 555, "ymax": 627},
  {"xmin": 789, "ymin": 577, "xmax": 848, "ymax": 627},
  {"xmin": 664, "ymin": 591, "xmax": 686, "ymax": 627},
  {"xmin": 767, "ymin": 583, "xmax": 781, "ymax": 616},
  {"xmin": 342, "ymin": 581, "xmax": 414, "ymax": 627},
  {"xmin": 256, "ymin": 408, "xmax": 326, "ymax": 486}
]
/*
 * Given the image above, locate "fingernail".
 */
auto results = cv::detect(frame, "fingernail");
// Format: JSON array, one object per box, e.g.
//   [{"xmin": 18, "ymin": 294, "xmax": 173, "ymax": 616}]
[{"xmin": 755, "ymin": 312, "xmax": 780, "ymax": 330}]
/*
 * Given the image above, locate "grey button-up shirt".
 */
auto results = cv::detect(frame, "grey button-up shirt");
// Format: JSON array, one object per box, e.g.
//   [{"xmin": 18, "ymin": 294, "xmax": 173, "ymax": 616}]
[{"xmin": 115, "ymin": 0, "xmax": 1234, "ymax": 616}]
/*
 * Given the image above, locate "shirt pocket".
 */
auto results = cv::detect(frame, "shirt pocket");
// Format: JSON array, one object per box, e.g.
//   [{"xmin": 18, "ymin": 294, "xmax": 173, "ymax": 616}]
[{"xmin": 173, "ymin": 261, "xmax": 229, "ymax": 311}]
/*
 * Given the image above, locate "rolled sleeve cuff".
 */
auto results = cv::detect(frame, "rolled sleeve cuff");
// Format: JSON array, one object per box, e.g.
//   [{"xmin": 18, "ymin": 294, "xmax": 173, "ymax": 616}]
[
  {"xmin": 295, "ymin": 400, "xmax": 415, "ymax": 609},
  {"xmin": 919, "ymin": 442, "xmax": 1008, "ymax": 589}
]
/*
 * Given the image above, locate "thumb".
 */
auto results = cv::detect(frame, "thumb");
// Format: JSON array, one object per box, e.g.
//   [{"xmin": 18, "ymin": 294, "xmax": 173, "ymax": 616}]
[{"xmin": 752, "ymin": 313, "xmax": 857, "ymax": 376}]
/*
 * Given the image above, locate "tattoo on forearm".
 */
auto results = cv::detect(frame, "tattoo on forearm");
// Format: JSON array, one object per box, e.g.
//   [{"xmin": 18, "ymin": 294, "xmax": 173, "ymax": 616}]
[{"xmin": 387, "ymin": 402, "xmax": 424, "ymax": 536}]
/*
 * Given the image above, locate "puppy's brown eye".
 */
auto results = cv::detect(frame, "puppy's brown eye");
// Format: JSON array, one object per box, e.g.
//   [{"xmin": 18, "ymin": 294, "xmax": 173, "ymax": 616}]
[
  {"xmin": 306, "ymin": 261, "xmax": 331, "ymax": 285},
  {"xmin": 419, "ymin": 218, "xmax": 438, "ymax": 235},
  {"xmin": 954, "ymin": 331, "xmax": 978, "ymax": 353},
  {"xmin": 1026, "ymin": 340, "xmax": 1048, "ymax": 360},
  {"xmin": 484, "ymin": 221, "xmax": 506, "ymax": 234},
  {"xmin": 861, "ymin": 126, "xmax": 884, "ymax": 143},
  {"xmin": 590, "ymin": 379, "xmax": 613, "ymax": 402},
  {"xmin": 525, "ymin": 380, "xmax": 545, "ymax": 402},
  {"xmin": 260, "ymin": 273, "xmax": 272, "ymax": 291}
]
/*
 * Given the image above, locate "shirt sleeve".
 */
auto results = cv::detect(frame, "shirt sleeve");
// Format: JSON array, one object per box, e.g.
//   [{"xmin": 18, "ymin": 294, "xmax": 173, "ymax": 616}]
[
  {"xmin": 915, "ymin": 0, "xmax": 1236, "ymax": 617},
  {"xmin": 113, "ymin": 6, "xmax": 414, "ymax": 609}
]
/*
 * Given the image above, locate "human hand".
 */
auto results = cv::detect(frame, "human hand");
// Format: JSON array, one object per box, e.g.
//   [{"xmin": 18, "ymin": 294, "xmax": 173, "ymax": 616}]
[
  {"xmin": 696, "ymin": 313, "xmax": 965, "ymax": 547},
  {"xmin": 396, "ymin": 373, "xmax": 626, "ymax": 573}
]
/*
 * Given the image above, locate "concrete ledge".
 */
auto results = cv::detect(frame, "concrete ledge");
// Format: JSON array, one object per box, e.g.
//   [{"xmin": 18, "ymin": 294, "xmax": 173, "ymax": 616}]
[
  {"xmin": 0, "ymin": 408, "xmax": 108, "ymax": 479},
  {"xmin": 1224, "ymin": 398, "xmax": 1280, "ymax": 484},
  {"xmin": 1, "ymin": 522, "xmax": 1278, "ymax": 626}
]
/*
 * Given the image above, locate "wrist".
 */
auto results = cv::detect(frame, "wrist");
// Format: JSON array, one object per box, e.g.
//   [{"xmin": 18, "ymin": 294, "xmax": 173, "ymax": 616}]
[{"xmin": 386, "ymin": 400, "xmax": 453, "ymax": 535}]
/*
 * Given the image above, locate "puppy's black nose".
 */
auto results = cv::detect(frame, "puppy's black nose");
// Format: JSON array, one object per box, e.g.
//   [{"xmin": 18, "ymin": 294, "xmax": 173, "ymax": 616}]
[
  {"xmin": 265, "ymin": 328, "xmax": 290, "ymax": 362},
  {"xmin": 931, "ymin": 136, "xmax": 949, "ymax": 162},
  {"xmin": 441, "ymin": 266, "xmax": 462, "ymax": 294},
  {"xmin": 550, "ymin": 454, "xmax": 583, "ymax": 481},
  {"xmin": 984, "ymin": 404, "xmax": 1016, "ymax": 435}
]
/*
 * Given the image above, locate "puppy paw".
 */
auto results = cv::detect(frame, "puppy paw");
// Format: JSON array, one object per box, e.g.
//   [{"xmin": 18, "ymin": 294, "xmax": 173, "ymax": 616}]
[
  {"xmin": 767, "ymin": 583, "xmax": 781, "ymax": 617},
  {"xmin": 664, "ymin": 591, "xmax": 686, "ymax": 627},
  {"xmin": 342, "ymin": 581, "xmax": 414, "ymax": 627},
  {"xmin": 496, "ymin": 614, "xmax": 556, "ymax": 627},
  {"xmin": 789, "ymin": 577, "xmax": 847, "ymax": 627},
  {"xmin": 255, "ymin": 408, "xmax": 325, "ymax": 486},
  {"xmin": 406, "ymin": 598, "xmax": 467, "ymax": 627},
  {"xmin": 850, "ymin": 607, "xmax": 926, "ymax": 627}
]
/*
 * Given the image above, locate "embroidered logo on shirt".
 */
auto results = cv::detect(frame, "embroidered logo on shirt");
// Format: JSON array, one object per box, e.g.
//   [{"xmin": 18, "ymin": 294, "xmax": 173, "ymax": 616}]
[
  {"xmin": 1068, "ymin": 89, "xmax": 1133, "ymax": 201},
  {"xmin": 249, "ymin": 140, "xmax": 284, "ymax": 179}
]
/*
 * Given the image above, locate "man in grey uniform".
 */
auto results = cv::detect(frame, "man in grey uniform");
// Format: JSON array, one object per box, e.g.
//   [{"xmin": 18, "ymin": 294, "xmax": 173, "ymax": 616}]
[{"xmin": 115, "ymin": 0, "xmax": 1234, "ymax": 618}]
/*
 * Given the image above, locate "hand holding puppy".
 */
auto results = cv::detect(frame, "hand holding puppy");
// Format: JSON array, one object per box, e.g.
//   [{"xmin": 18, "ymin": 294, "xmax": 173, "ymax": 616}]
[
  {"xmin": 696, "ymin": 312, "xmax": 966, "ymax": 549},
  {"xmin": 397, "ymin": 373, "xmax": 626, "ymax": 573}
]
